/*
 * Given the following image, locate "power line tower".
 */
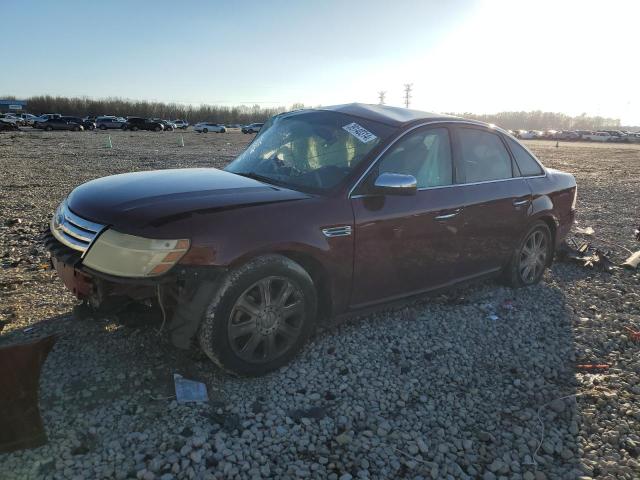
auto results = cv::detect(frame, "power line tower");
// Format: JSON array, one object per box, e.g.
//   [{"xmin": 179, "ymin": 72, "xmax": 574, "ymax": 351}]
[
  {"xmin": 403, "ymin": 84, "xmax": 413, "ymax": 108},
  {"xmin": 377, "ymin": 91, "xmax": 386, "ymax": 105}
]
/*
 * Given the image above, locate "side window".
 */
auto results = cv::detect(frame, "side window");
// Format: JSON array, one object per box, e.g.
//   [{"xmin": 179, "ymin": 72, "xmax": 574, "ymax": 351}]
[
  {"xmin": 505, "ymin": 137, "xmax": 544, "ymax": 176},
  {"xmin": 457, "ymin": 128, "xmax": 513, "ymax": 183},
  {"xmin": 376, "ymin": 127, "xmax": 452, "ymax": 188}
]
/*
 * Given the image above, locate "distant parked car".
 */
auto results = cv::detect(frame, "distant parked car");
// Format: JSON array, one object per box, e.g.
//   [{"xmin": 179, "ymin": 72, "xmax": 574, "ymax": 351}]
[
  {"xmin": 20, "ymin": 114, "xmax": 39, "ymax": 126},
  {"xmin": 33, "ymin": 114, "xmax": 62, "ymax": 128},
  {"xmin": 154, "ymin": 119, "xmax": 176, "ymax": 131},
  {"xmin": 122, "ymin": 117, "xmax": 164, "ymax": 132},
  {"xmin": 37, "ymin": 117, "xmax": 84, "ymax": 132},
  {"xmin": 0, "ymin": 120, "xmax": 20, "ymax": 132},
  {"xmin": 241, "ymin": 123, "xmax": 264, "ymax": 134},
  {"xmin": 63, "ymin": 116, "xmax": 96, "ymax": 131},
  {"xmin": 583, "ymin": 131, "xmax": 613, "ymax": 142},
  {"xmin": 96, "ymin": 117, "xmax": 127, "ymax": 130},
  {"xmin": 556, "ymin": 130, "xmax": 580, "ymax": 140},
  {"xmin": 516, "ymin": 130, "xmax": 535, "ymax": 140},
  {"xmin": 0, "ymin": 114, "xmax": 22, "ymax": 125},
  {"xmin": 172, "ymin": 119, "xmax": 189, "ymax": 129},
  {"xmin": 194, "ymin": 122, "xmax": 226, "ymax": 133}
]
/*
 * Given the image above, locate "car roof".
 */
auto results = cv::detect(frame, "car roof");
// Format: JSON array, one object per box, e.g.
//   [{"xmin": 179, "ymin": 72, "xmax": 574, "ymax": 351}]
[{"xmin": 316, "ymin": 102, "xmax": 464, "ymax": 128}]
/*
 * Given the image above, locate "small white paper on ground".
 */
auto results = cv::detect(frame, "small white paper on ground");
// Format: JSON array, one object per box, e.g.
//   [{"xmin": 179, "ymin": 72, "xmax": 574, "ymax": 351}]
[{"xmin": 174, "ymin": 374, "xmax": 208, "ymax": 403}]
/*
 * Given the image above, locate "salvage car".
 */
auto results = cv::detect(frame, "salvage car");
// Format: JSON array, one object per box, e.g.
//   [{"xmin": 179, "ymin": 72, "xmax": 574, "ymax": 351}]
[
  {"xmin": 122, "ymin": 117, "xmax": 164, "ymax": 132},
  {"xmin": 242, "ymin": 122, "xmax": 264, "ymax": 134},
  {"xmin": 194, "ymin": 122, "xmax": 226, "ymax": 133},
  {"xmin": 44, "ymin": 103, "xmax": 577, "ymax": 375},
  {"xmin": 37, "ymin": 117, "xmax": 84, "ymax": 131},
  {"xmin": 96, "ymin": 116, "xmax": 127, "ymax": 130}
]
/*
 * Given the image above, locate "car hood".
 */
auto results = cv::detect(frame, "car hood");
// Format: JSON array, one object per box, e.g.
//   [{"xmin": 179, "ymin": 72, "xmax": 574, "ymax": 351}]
[{"xmin": 67, "ymin": 168, "xmax": 311, "ymax": 228}]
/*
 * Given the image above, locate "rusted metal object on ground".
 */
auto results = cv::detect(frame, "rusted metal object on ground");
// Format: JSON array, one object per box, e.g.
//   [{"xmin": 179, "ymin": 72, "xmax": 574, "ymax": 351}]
[{"xmin": 0, "ymin": 335, "xmax": 56, "ymax": 452}]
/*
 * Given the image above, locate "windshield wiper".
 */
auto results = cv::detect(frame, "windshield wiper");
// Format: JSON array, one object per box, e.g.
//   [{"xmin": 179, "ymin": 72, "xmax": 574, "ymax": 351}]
[{"xmin": 233, "ymin": 171, "xmax": 283, "ymax": 187}]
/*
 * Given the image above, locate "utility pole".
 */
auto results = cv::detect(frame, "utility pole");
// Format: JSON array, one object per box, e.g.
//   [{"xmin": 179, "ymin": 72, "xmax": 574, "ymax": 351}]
[
  {"xmin": 403, "ymin": 83, "xmax": 413, "ymax": 108},
  {"xmin": 377, "ymin": 91, "xmax": 386, "ymax": 105}
]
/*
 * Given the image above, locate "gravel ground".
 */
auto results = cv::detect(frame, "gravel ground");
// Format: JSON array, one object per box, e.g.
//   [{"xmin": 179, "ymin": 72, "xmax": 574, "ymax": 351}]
[{"xmin": 1, "ymin": 130, "xmax": 639, "ymax": 480}]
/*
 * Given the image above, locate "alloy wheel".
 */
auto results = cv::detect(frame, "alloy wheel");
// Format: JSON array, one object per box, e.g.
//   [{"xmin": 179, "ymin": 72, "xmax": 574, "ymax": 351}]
[
  {"xmin": 228, "ymin": 276, "xmax": 305, "ymax": 364},
  {"xmin": 519, "ymin": 229, "xmax": 547, "ymax": 284}
]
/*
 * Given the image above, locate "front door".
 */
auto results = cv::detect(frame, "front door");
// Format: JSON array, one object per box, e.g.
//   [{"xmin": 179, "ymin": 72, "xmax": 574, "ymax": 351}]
[{"xmin": 350, "ymin": 126, "xmax": 466, "ymax": 307}]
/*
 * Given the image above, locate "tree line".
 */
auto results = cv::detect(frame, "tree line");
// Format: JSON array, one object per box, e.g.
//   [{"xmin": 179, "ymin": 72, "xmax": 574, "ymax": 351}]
[
  {"xmin": 448, "ymin": 110, "xmax": 621, "ymax": 130},
  {"xmin": 14, "ymin": 95, "xmax": 290, "ymax": 124},
  {"xmin": 3, "ymin": 95, "xmax": 623, "ymax": 129}
]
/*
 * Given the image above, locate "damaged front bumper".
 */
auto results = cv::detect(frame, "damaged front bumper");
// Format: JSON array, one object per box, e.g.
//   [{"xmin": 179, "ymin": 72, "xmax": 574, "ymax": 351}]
[{"xmin": 43, "ymin": 229, "xmax": 224, "ymax": 348}]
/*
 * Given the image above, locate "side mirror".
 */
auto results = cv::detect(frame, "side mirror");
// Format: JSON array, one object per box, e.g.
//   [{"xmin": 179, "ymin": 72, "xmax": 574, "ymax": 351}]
[{"xmin": 373, "ymin": 172, "xmax": 417, "ymax": 196}]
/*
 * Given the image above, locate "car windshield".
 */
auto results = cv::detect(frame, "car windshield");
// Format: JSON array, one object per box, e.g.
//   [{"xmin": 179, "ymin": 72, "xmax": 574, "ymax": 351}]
[{"xmin": 226, "ymin": 111, "xmax": 395, "ymax": 192}]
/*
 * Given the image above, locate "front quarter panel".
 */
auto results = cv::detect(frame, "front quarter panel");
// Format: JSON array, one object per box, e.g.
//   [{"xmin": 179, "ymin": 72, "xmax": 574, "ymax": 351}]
[{"xmin": 178, "ymin": 196, "xmax": 355, "ymax": 315}]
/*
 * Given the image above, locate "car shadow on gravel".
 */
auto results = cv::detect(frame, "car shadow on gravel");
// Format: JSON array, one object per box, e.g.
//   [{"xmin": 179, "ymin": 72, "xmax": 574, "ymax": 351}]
[
  {"xmin": 0, "ymin": 279, "xmax": 588, "ymax": 479},
  {"xmin": 233, "ymin": 278, "xmax": 588, "ymax": 478}
]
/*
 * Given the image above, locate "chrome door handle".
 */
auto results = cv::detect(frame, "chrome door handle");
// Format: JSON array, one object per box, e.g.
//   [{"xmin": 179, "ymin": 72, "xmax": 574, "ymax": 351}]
[
  {"xmin": 513, "ymin": 199, "xmax": 530, "ymax": 206},
  {"xmin": 435, "ymin": 208, "xmax": 462, "ymax": 220}
]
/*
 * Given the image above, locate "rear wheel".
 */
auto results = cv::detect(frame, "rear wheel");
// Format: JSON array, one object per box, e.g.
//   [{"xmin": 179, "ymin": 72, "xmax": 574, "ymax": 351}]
[
  {"xmin": 202, "ymin": 128, "xmax": 208, "ymax": 133},
  {"xmin": 44, "ymin": 126, "xmax": 52, "ymax": 131},
  {"xmin": 154, "ymin": 126, "xmax": 161, "ymax": 132},
  {"xmin": 132, "ymin": 126, "xmax": 139, "ymax": 132},
  {"xmin": 198, "ymin": 255, "xmax": 317, "ymax": 376},
  {"xmin": 505, "ymin": 221, "xmax": 552, "ymax": 287},
  {"xmin": 73, "ymin": 126, "xmax": 80, "ymax": 132},
  {"xmin": 99, "ymin": 125, "xmax": 107, "ymax": 130}
]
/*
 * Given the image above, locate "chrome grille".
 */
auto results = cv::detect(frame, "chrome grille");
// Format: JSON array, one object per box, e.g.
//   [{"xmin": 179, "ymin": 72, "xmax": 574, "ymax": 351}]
[{"xmin": 50, "ymin": 202, "xmax": 105, "ymax": 254}]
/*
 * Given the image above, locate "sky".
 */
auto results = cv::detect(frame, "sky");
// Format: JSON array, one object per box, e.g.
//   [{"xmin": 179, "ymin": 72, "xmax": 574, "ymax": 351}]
[{"xmin": 2, "ymin": 0, "xmax": 639, "ymax": 124}]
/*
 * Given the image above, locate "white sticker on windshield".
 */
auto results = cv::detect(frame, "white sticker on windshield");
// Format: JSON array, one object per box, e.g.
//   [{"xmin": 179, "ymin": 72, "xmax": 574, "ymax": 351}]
[{"xmin": 342, "ymin": 122, "xmax": 377, "ymax": 143}]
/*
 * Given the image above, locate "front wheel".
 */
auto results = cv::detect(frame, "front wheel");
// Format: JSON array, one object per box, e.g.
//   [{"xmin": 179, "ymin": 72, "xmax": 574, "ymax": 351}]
[
  {"xmin": 198, "ymin": 255, "xmax": 317, "ymax": 376},
  {"xmin": 202, "ymin": 128, "xmax": 208, "ymax": 133},
  {"xmin": 504, "ymin": 221, "xmax": 552, "ymax": 287}
]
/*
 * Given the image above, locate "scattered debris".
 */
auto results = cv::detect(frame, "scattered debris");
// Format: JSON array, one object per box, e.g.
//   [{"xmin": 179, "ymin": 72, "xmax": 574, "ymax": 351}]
[
  {"xmin": 0, "ymin": 336, "xmax": 56, "ymax": 452},
  {"xmin": 173, "ymin": 374, "xmax": 208, "ymax": 403},
  {"xmin": 557, "ymin": 240, "xmax": 615, "ymax": 272},
  {"xmin": 575, "ymin": 226, "xmax": 595, "ymax": 235},
  {"xmin": 576, "ymin": 364, "xmax": 610, "ymax": 372},
  {"xmin": 622, "ymin": 251, "xmax": 640, "ymax": 270},
  {"xmin": 623, "ymin": 326, "xmax": 640, "ymax": 342}
]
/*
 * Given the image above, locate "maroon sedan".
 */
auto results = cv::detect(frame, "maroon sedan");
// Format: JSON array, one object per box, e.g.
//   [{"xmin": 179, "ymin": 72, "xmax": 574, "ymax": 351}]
[{"xmin": 45, "ymin": 104, "xmax": 576, "ymax": 375}]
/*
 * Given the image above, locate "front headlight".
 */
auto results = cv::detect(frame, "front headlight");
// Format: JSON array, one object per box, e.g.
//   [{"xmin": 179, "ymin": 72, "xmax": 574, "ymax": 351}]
[{"xmin": 83, "ymin": 229, "xmax": 190, "ymax": 277}]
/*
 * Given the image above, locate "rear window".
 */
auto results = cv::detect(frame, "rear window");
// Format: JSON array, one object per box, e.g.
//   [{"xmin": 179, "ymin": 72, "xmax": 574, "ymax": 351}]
[
  {"xmin": 457, "ymin": 128, "xmax": 513, "ymax": 183},
  {"xmin": 506, "ymin": 137, "xmax": 544, "ymax": 176}
]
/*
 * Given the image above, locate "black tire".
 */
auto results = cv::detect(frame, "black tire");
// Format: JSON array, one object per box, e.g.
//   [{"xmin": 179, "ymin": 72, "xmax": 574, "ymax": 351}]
[
  {"xmin": 44, "ymin": 126, "xmax": 52, "ymax": 131},
  {"xmin": 504, "ymin": 221, "xmax": 552, "ymax": 287},
  {"xmin": 198, "ymin": 255, "xmax": 317, "ymax": 376},
  {"xmin": 132, "ymin": 126, "xmax": 139, "ymax": 132},
  {"xmin": 73, "ymin": 126, "xmax": 80, "ymax": 132},
  {"xmin": 202, "ymin": 128, "xmax": 208, "ymax": 133},
  {"xmin": 99, "ymin": 125, "xmax": 107, "ymax": 130},
  {"xmin": 154, "ymin": 126, "xmax": 161, "ymax": 132}
]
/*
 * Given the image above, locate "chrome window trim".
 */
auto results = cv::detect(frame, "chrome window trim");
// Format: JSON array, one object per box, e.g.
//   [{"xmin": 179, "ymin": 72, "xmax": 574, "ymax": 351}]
[{"xmin": 347, "ymin": 120, "xmax": 547, "ymax": 198}]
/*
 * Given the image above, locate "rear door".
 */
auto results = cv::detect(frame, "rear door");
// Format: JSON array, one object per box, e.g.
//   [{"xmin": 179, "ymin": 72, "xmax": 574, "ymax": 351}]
[{"xmin": 451, "ymin": 126, "xmax": 532, "ymax": 277}]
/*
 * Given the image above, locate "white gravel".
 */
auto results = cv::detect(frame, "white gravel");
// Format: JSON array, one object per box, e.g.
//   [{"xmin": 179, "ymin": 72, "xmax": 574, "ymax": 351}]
[{"xmin": 1, "ymin": 132, "xmax": 639, "ymax": 479}]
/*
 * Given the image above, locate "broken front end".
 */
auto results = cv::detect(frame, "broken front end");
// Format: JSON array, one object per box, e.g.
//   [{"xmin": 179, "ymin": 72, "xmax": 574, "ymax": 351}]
[{"xmin": 43, "ymin": 202, "xmax": 220, "ymax": 348}]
